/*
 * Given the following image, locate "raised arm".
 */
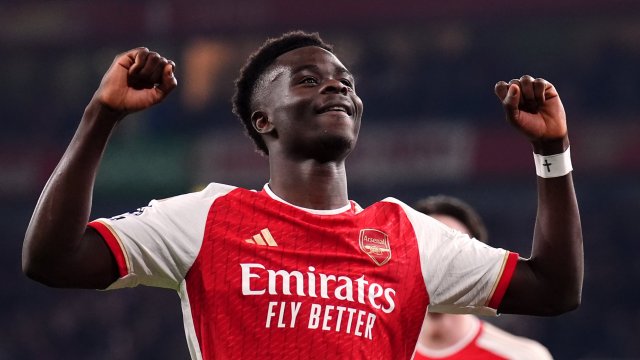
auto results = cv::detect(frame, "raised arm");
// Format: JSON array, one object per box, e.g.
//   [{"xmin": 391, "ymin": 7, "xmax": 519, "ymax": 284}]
[
  {"xmin": 494, "ymin": 75, "xmax": 583, "ymax": 315},
  {"xmin": 22, "ymin": 48, "xmax": 177, "ymax": 289}
]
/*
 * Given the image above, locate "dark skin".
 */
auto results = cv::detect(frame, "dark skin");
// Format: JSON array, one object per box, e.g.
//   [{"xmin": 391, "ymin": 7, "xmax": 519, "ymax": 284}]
[
  {"xmin": 22, "ymin": 48, "xmax": 177, "ymax": 289},
  {"xmin": 23, "ymin": 46, "xmax": 582, "ymax": 316},
  {"xmin": 252, "ymin": 47, "xmax": 363, "ymax": 209}
]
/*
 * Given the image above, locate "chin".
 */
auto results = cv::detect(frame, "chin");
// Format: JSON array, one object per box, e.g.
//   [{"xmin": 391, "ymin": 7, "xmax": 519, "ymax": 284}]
[{"xmin": 297, "ymin": 134, "xmax": 357, "ymax": 163}]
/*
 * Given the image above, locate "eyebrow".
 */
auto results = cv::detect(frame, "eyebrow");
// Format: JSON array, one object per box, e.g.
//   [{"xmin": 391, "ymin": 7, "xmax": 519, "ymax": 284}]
[{"xmin": 291, "ymin": 64, "xmax": 355, "ymax": 81}]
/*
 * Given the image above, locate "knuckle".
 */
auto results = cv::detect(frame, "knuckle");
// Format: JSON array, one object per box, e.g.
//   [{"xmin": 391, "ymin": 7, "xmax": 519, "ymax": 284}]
[{"xmin": 502, "ymin": 100, "xmax": 515, "ymax": 108}]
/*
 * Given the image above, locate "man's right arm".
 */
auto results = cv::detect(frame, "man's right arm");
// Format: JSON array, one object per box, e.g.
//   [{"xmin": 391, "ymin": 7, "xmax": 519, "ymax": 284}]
[{"xmin": 22, "ymin": 48, "xmax": 177, "ymax": 289}]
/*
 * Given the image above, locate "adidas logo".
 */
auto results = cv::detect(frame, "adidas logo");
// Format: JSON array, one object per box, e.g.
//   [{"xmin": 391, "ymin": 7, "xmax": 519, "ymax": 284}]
[{"xmin": 245, "ymin": 228, "xmax": 278, "ymax": 247}]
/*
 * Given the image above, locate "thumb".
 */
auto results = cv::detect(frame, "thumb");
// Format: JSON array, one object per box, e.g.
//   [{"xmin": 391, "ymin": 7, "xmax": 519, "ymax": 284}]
[
  {"xmin": 156, "ymin": 61, "xmax": 178, "ymax": 95},
  {"xmin": 502, "ymin": 84, "xmax": 520, "ymax": 122},
  {"xmin": 503, "ymin": 83, "xmax": 520, "ymax": 108}
]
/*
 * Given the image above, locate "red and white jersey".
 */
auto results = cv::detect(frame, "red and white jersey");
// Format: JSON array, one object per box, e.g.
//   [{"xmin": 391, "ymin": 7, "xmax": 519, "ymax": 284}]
[
  {"xmin": 89, "ymin": 183, "xmax": 518, "ymax": 360},
  {"xmin": 414, "ymin": 318, "xmax": 553, "ymax": 360}
]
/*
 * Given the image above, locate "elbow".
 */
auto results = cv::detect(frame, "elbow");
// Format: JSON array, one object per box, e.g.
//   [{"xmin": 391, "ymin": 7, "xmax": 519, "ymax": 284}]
[
  {"xmin": 22, "ymin": 251, "xmax": 38, "ymax": 281},
  {"xmin": 549, "ymin": 274, "xmax": 584, "ymax": 315},
  {"xmin": 558, "ymin": 292, "xmax": 582, "ymax": 314},
  {"xmin": 22, "ymin": 254, "xmax": 64, "ymax": 288},
  {"xmin": 22, "ymin": 256, "xmax": 47, "ymax": 285},
  {"xmin": 22, "ymin": 237, "xmax": 49, "ymax": 285},
  {"xmin": 540, "ymin": 290, "xmax": 582, "ymax": 316},
  {"xmin": 22, "ymin": 237, "xmax": 63, "ymax": 287}
]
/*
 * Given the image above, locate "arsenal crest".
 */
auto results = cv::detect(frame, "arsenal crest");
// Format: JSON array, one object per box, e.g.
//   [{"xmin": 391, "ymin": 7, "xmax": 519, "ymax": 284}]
[{"xmin": 359, "ymin": 229, "xmax": 391, "ymax": 266}]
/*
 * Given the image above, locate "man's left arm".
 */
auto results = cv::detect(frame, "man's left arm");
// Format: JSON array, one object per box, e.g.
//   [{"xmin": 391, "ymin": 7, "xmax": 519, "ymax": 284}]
[{"xmin": 494, "ymin": 75, "xmax": 583, "ymax": 315}]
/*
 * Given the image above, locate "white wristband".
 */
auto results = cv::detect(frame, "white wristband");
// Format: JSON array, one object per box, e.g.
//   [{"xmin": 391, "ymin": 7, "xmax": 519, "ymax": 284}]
[{"xmin": 533, "ymin": 146, "xmax": 573, "ymax": 178}]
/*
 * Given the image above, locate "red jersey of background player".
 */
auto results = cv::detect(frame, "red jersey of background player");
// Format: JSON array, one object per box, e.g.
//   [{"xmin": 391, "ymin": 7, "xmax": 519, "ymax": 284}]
[{"xmin": 414, "ymin": 317, "xmax": 552, "ymax": 360}]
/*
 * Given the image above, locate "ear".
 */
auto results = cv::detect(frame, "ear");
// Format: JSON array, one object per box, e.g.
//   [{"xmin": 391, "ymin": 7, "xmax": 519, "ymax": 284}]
[{"xmin": 251, "ymin": 110, "xmax": 274, "ymax": 134}]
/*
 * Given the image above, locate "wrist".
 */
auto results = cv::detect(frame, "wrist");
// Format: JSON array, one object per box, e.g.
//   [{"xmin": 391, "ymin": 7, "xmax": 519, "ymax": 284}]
[
  {"xmin": 533, "ymin": 146, "xmax": 572, "ymax": 178},
  {"xmin": 531, "ymin": 136, "xmax": 569, "ymax": 155},
  {"xmin": 83, "ymin": 100, "xmax": 126, "ymax": 127}
]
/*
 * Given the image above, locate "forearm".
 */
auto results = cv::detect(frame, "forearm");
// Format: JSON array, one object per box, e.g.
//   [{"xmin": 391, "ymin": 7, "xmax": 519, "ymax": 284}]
[
  {"xmin": 499, "ymin": 136, "xmax": 584, "ymax": 315},
  {"xmin": 506, "ymin": 137, "xmax": 583, "ymax": 314},
  {"xmin": 530, "ymin": 172, "xmax": 583, "ymax": 310},
  {"xmin": 22, "ymin": 101, "xmax": 122, "ymax": 282},
  {"xmin": 494, "ymin": 77, "xmax": 583, "ymax": 315}
]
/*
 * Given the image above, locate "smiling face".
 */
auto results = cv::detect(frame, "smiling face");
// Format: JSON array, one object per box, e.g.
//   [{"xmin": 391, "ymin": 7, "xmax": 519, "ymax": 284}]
[{"xmin": 252, "ymin": 46, "xmax": 364, "ymax": 162}]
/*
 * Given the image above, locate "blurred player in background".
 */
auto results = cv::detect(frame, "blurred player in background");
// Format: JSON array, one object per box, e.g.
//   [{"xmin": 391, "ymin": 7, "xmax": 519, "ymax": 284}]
[
  {"xmin": 22, "ymin": 31, "xmax": 582, "ymax": 359},
  {"xmin": 413, "ymin": 195, "xmax": 553, "ymax": 360}
]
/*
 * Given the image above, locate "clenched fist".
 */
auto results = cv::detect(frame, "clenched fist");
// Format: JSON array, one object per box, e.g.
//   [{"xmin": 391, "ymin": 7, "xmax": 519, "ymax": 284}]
[
  {"xmin": 495, "ymin": 75, "xmax": 567, "ymax": 143},
  {"xmin": 92, "ymin": 48, "xmax": 177, "ymax": 116}
]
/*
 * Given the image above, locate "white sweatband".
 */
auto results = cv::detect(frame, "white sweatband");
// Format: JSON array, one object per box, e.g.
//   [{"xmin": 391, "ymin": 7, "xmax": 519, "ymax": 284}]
[{"xmin": 533, "ymin": 146, "xmax": 573, "ymax": 178}]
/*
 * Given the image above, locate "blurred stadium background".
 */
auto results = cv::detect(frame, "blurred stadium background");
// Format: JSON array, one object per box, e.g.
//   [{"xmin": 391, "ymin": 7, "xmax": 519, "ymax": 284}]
[{"xmin": 2, "ymin": 1, "xmax": 640, "ymax": 359}]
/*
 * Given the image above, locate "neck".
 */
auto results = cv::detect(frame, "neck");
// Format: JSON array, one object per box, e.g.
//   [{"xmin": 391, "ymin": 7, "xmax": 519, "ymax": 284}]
[
  {"xmin": 419, "ymin": 314, "xmax": 477, "ymax": 350},
  {"xmin": 268, "ymin": 155, "xmax": 349, "ymax": 210}
]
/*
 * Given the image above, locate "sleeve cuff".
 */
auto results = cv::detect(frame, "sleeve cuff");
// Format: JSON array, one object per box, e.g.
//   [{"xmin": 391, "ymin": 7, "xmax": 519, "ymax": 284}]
[
  {"xmin": 487, "ymin": 251, "xmax": 519, "ymax": 309},
  {"xmin": 88, "ymin": 220, "xmax": 129, "ymax": 278}
]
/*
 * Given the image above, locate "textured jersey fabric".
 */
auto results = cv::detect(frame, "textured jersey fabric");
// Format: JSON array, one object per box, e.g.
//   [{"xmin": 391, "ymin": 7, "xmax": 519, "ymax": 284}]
[
  {"xmin": 89, "ymin": 183, "xmax": 518, "ymax": 360},
  {"xmin": 414, "ymin": 317, "xmax": 553, "ymax": 360}
]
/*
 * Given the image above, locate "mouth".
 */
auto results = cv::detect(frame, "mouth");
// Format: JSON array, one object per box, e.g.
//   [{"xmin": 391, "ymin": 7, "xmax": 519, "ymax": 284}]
[{"xmin": 317, "ymin": 103, "xmax": 353, "ymax": 116}]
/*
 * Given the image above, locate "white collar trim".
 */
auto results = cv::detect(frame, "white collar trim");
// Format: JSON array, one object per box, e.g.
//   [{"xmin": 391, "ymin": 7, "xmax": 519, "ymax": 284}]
[{"xmin": 263, "ymin": 184, "xmax": 351, "ymax": 215}]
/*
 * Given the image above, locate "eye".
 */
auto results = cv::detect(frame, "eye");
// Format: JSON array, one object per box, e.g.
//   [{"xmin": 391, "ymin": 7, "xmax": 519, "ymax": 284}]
[
  {"xmin": 340, "ymin": 79, "xmax": 354, "ymax": 89},
  {"xmin": 300, "ymin": 76, "xmax": 318, "ymax": 85}
]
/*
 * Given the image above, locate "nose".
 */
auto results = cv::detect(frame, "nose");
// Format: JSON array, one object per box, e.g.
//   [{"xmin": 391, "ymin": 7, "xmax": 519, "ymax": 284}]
[{"xmin": 320, "ymin": 78, "xmax": 349, "ymax": 95}]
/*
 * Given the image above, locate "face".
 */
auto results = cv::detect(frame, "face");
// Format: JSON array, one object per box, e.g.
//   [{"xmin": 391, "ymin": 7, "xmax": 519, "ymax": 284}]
[{"xmin": 253, "ymin": 46, "xmax": 364, "ymax": 162}]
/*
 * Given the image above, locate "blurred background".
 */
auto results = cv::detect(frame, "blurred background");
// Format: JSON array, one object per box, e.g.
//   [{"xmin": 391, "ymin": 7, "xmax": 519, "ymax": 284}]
[{"xmin": 2, "ymin": 0, "xmax": 640, "ymax": 359}]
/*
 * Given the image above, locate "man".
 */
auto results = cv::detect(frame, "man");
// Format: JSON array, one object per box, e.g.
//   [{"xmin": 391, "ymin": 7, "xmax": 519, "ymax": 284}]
[
  {"xmin": 22, "ymin": 31, "xmax": 583, "ymax": 359},
  {"xmin": 413, "ymin": 195, "xmax": 553, "ymax": 360}
]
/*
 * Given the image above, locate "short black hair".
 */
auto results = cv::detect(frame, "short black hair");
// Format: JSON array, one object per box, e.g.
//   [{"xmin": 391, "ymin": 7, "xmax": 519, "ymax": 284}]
[
  {"xmin": 414, "ymin": 195, "xmax": 489, "ymax": 243},
  {"xmin": 232, "ymin": 31, "xmax": 333, "ymax": 155}
]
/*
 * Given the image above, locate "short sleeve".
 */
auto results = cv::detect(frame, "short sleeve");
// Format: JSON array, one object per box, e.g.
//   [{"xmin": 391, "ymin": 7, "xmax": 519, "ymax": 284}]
[
  {"xmin": 384, "ymin": 198, "xmax": 518, "ymax": 316},
  {"xmin": 88, "ymin": 183, "xmax": 236, "ymax": 290}
]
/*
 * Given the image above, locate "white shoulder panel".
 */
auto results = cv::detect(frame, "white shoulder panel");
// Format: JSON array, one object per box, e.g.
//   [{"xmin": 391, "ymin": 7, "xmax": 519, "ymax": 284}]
[
  {"xmin": 99, "ymin": 182, "xmax": 237, "ymax": 290},
  {"xmin": 382, "ymin": 197, "xmax": 509, "ymax": 316}
]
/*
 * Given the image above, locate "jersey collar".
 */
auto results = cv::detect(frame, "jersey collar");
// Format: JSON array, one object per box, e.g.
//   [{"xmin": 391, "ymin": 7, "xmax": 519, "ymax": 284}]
[{"xmin": 262, "ymin": 183, "xmax": 353, "ymax": 215}]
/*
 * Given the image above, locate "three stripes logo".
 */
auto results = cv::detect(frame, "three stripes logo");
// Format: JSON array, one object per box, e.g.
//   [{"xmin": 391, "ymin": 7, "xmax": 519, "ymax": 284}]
[{"xmin": 245, "ymin": 228, "xmax": 278, "ymax": 247}]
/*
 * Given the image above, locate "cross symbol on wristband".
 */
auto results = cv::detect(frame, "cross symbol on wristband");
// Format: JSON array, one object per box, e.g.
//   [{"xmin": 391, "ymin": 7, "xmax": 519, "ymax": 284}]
[{"xmin": 543, "ymin": 159, "xmax": 552, "ymax": 172}]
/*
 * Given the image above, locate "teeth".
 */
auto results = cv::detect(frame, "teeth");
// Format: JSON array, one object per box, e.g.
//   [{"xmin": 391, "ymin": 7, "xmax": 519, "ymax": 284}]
[{"xmin": 320, "ymin": 105, "xmax": 350, "ymax": 115}]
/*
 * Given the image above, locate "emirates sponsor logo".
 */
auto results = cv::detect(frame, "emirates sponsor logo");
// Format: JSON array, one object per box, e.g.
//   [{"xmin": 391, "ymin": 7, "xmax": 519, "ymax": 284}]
[
  {"xmin": 359, "ymin": 229, "xmax": 391, "ymax": 266},
  {"xmin": 240, "ymin": 263, "xmax": 396, "ymax": 313},
  {"xmin": 240, "ymin": 263, "xmax": 398, "ymax": 340}
]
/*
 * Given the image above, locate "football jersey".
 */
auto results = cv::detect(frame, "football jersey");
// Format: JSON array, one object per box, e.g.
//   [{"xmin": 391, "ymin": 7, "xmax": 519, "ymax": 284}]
[
  {"xmin": 88, "ymin": 183, "xmax": 518, "ymax": 360},
  {"xmin": 414, "ymin": 317, "xmax": 553, "ymax": 360}
]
